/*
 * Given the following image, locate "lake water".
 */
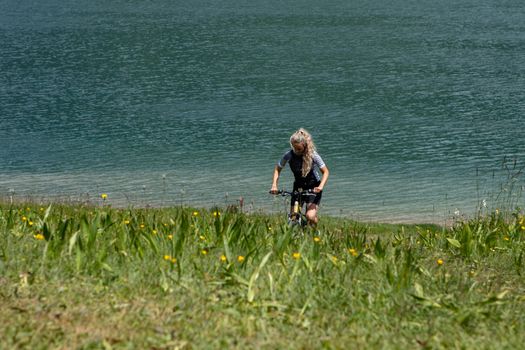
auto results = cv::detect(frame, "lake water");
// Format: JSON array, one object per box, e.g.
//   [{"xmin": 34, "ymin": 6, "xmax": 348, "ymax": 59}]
[{"xmin": 1, "ymin": 0, "xmax": 524, "ymax": 224}]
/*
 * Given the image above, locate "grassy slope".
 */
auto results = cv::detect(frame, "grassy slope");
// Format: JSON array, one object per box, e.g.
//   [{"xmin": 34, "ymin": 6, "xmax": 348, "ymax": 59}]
[{"xmin": 1, "ymin": 202, "xmax": 524, "ymax": 349}]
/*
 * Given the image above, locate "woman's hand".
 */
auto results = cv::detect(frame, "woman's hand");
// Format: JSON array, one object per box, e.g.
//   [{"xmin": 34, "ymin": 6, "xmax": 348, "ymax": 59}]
[{"xmin": 313, "ymin": 187, "xmax": 323, "ymax": 193}]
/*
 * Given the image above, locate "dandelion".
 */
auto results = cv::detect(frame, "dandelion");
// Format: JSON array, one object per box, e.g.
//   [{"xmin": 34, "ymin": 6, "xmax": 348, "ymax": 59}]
[
  {"xmin": 313, "ymin": 236, "xmax": 321, "ymax": 243},
  {"xmin": 22, "ymin": 216, "xmax": 27, "ymax": 222},
  {"xmin": 152, "ymin": 230, "xmax": 157, "ymax": 235},
  {"xmin": 348, "ymin": 248, "xmax": 358, "ymax": 257},
  {"xmin": 140, "ymin": 224, "xmax": 145, "ymax": 229},
  {"xmin": 199, "ymin": 235, "xmax": 206, "ymax": 241},
  {"xmin": 213, "ymin": 211, "xmax": 221, "ymax": 218},
  {"xmin": 503, "ymin": 236, "xmax": 510, "ymax": 241},
  {"xmin": 101, "ymin": 193, "xmax": 108, "ymax": 200},
  {"xmin": 34, "ymin": 234, "xmax": 45, "ymax": 240},
  {"xmin": 192, "ymin": 211, "xmax": 199, "ymax": 217},
  {"xmin": 220, "ymin": 255, "xmax": 227, "ymax": 263},
  {"xmin": 124, "ymin": 220, "xmax": 130, "ymax": 225},
  {"xmin": 437, "ymin": 258, "xmax": 444, "ymax": 266},
  {"xmin": 292, "ymin": 252, "xmax": 301, "ymax": 260},
  {"xmin": 28, "ymin": 221, "xmax": 34, "ymax": 226},
  {"xmin": 331, "ymin": 256, "xmax": 338, "ymax": 264},
  {"xmin": 201, "ymin": 248, "xmax": 209, "ymax": 256},
  {"xmin": 163, "ymin": 255, "xmax": 177, "ymax": 263},
  {"xmin": 39, "ymin": 208, "xmax": 44, "ymax": 212},
  {"xmin": 167, "ymin": 234, "xmax": 173, "ymax": 240},
  {"xmin": 237, "ymin": 255, "xmax": 245, "ymax": 263}
]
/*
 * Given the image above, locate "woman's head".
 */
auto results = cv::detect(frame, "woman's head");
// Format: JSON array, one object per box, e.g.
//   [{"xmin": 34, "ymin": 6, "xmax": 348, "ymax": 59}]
[
  {"xmin": 289, "ymin": 128, "xmax": 316, "ymax": 177},
  {"xmin": 289, "ymin": 128, "xmax": 311, "ymax": 152}
]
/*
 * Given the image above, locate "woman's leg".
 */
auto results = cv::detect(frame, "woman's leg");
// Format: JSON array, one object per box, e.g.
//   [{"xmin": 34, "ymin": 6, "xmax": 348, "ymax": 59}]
[{"xmin": 305, "ymin": 203, "xmax": 319, "ymax": 226}]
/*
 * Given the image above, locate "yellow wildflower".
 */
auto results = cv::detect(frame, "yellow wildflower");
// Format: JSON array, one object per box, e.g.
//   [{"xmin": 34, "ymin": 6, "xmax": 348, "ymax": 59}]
[
  {"xmin": 437, "ymin": 258, "xmax": 444, "ymax": 266},
  {"xmin": 124, "ymin": 220, "xmax": 130, "ymax": 225},
  {"xmin": 22, "ymin": 216, "xmax": 27, "ymax": 222},
  {"xmin": 101, "ymin": 193, "xmax": 108, "ymax": 200},
  {"xmin": 313, "ymin": 236, "xmax": 321, "ymax": 243},
  {"xmin": 163, "ymin": 255, "xmax": 172, "ymax": 261},
  {"xmin": 152, "ymin": 230, "xmax": 157, "ymax": 235},
  {"xmin": 201, "ymin": 248, "xmax": 209, "ymax": 255},
  {"xmin": 171, "ymin": 258, "xmax": 177, "ymax": 263},
  {"xmin": 192, "ymin": 211, "xmax": 199, "ymax": 217},
  {"xmin": 140, "ymin": 224, "xmax": 145, "ymax": 229},
  {"xmin": 28, "ymin": 221, "xmax": 34, "ymax": 226},
  {"xmin": 292, "ymin": 252, "xmax": 301, "ymax": 260},
  {"xmin": 213, "ymin": 211, "xmax": 221, "ymax": 217},
  {"xmin": 34, "ymin": 234, "xmax": 45, "ymax": 240},
  {"xmin": 503, "ymin": 236, "xmax": 510, "ymax": 241},
  {"xmin": 220, "ymin": 255, "xmax": 227, "ymax": 262},
  {"xmin": 237, "ymin": 255, "xmax": 245, "ymax": 263},
  {"xmin": 199, "ymin": 235, "xmax": 206, "ymax": 241},
  {"xmin": 167, "ymin": 234, "xmax": 173, "ymax": 240},
  {"xmin": 348, "ymin": 248, "xmax": 358, "ymax": 257}
]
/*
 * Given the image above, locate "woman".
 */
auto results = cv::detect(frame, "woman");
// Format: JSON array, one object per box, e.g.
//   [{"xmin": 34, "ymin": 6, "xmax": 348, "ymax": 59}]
[{"xmin": 270, "ymin": 128, "xmax": 329, "ymax": 226}]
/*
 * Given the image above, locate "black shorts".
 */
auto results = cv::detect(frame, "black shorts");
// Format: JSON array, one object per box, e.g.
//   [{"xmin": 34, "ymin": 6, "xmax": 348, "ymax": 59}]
[{"xmin": 290, "ymin": 189, "xmax": 322, "ymax": 208}]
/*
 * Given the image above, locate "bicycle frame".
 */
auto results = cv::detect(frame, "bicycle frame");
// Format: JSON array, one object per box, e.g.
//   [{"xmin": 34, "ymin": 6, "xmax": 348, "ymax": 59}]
[{"xmin": 271, "ymin": 189, "xmax": 316, "ymax": 227}]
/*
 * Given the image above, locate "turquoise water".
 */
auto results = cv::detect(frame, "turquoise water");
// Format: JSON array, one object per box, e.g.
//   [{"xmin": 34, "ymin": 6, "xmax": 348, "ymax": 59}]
[{"xmin": 1, "ymin": 0, "xmax": 524, "ymax": 223}]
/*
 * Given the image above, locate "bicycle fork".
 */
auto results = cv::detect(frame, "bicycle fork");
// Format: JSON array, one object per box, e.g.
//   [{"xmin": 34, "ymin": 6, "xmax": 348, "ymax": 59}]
[{"xmin": 289, "ymin": 200, "xmax": 303, "ymax": 224}]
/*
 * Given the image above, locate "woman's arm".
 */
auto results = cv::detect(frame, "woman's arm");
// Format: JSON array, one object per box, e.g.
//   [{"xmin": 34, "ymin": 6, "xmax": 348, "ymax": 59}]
[
  {"xmin": 314, "ymin": 166, "xmax": 329, "ymax": 193},
  {"xmin": 270, "ymin": 165, "xmax": 282, "ymax": 193}
]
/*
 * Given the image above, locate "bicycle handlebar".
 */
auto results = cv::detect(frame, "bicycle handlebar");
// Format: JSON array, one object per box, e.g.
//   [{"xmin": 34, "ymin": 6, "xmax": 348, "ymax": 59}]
[{"xmin": 269, "ymin": 189, "xmax": 318, "ymax": 197}]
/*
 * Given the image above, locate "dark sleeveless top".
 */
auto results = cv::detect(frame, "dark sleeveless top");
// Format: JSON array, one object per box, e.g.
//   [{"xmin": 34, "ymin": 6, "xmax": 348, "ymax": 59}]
[{"xmin": 277, "ymin": 150, "xmax": 326, "ymax": 190}]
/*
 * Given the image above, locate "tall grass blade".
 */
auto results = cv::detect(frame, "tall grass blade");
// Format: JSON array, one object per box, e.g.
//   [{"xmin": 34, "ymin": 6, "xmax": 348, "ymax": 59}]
[
  {"xmin": 247, "ymin": 251, "xmax": 272, "ymax": 302},
  {"xmin": 68, "ymin": 230, "xmax": 81, "ymax": 255},
  {"xmin": 447, "ymin": 238, "xmax": 461, "ymax": 248}
]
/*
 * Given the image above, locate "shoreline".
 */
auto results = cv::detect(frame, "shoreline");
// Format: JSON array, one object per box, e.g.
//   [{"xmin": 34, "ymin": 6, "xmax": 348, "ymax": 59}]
[{"xmin": 0, "ymin": 194, "xmax": 458, "ymax": 227}]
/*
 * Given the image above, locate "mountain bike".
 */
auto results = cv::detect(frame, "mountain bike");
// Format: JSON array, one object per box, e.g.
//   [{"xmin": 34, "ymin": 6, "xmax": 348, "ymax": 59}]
[{"xmin": 270, "ymin": 189, "xmax": 317, "ymax": 227}]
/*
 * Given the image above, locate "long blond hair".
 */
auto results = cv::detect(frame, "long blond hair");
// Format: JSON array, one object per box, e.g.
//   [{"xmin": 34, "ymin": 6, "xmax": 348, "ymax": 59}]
[{"xmin": 290, "ymin": 128, "xmax": 317, "ymax": 177}]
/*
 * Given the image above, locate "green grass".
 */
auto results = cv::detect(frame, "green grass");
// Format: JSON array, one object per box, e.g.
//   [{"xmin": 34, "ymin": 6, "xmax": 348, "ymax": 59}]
[{"xmin": 1, "ymin": 201, "xmax": 524, "ymax": 349}]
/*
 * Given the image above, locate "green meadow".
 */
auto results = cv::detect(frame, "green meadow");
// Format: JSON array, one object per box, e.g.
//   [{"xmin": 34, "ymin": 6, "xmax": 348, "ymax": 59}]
[{"xmin": 1, "ymin": 200, "xmax": 524, "ymax": 349}]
